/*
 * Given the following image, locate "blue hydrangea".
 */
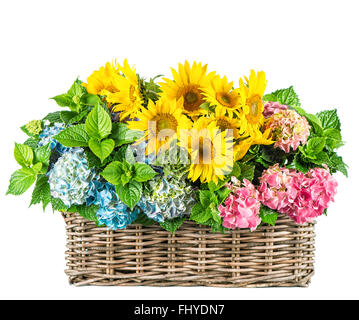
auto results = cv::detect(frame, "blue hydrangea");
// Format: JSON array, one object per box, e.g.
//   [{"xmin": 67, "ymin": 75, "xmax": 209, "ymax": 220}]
[
  {"xmin": 138, "ymin": 175, "xmax": 196, "ymax": 223},
  {"xmin": 86, "ymin": 178, "xmax": 140, "ymax": 230},
  {"xmin": 48, "ymin": 148, "xmax": 95, "ymax": 207},
  {"xmin": 38, "ymin": 122, "xmax": 70, "ymax": 154}
]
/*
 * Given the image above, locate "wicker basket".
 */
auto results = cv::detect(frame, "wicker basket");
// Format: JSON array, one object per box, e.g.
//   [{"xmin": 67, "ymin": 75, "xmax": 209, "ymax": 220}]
[{"xmin": 63, "ymin": 212, "xmax": 315, "ymax": 287}]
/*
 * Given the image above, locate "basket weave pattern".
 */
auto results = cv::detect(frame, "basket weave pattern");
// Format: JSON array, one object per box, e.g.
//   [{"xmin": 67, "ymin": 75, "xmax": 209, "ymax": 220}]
[{"xmin": 63, "ymin": 213, "xmax": 315, "ymax": 287}]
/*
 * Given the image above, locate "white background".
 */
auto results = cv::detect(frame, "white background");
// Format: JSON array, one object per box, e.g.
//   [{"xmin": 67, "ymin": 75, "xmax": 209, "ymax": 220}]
[{"xmin": 0, "ymin": 0, "xmax": 358, "ymax": 300}]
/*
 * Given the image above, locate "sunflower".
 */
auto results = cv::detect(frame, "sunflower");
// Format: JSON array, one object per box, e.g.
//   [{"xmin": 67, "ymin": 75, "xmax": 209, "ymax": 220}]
[
  {"xmin": 234, "ymin": 128, "xmax": 273, "ymax": 161},
  {"xmin": 83, "ymin": 60, "xmax": 143, "ymax": 120},
  {"xmin": 202, "ymin": 75, "xmax": 241, "ymax": 118},
  {"xmin": 128, "ymin": 97, "xmax": 192, "ymax": 155},
  {"xmin": 179, "ymin": 121, "xmax": 233, "ymax": 184},
  {"xmin": 159, "ymin": 61, "xmax": 215, "ymax": 118},
  {"xmin": 83, "ymin": 62, "xmax": 123, "ymax": 96},
  {"xmin": 106, "ymin": 59, "xmax": 143, "ymax": 120},
  {"xmin": 209, "ymin": 109, "xmax": 246, "ymax": 139},
  {"xmin": 238, "ymin": 70, "xmax": 267, "ymax": 134}
]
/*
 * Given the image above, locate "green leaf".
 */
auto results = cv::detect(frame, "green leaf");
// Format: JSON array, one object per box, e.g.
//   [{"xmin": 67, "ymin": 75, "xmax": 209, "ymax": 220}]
[
  {"xmin": 101, "ymin": 161, "xmax": 123, "ymax": 185},
  {"xmin": 310, "ymin": 151, "xmax": 332, "ymax": 167},
  {"xmin": 30, "ymin": 175, "xmax": 51, "ymax": 210},
  {"xmin": 60, "ymin": 111, "xmax": 78, "ymax": 124},
  {"xmin": 259, "ymin": 206, "xmax": 278, "ymax": 226},
  {"xmin": 51, "ymin": 94, "xmax": 72, "ymax": 107},
  {"xmin": 115, "ymin": 181, "xmax": 142, "ymax": 210},
  {"xmin": 306, "ymin": 137, "xmax": 326, "ymax": 155},
  {"xmin": 110, "ymin": 123, "xmax": 143, "ymax": 147},
  {"xmin": 68, "ymin": 204, "xmax": 100, "ymax": 223},
  {"xmin": 67, "ymin": 79, "xmax": 86, "ymax": 96},
  {"xmin": 33, "ymin": 144, "xmax": 51, "ymax": 168},
  {"xmin": 51, "ymin": 197, "xmax": 68, "ymax": 212},
  {"xmin": 263, "ymin": 86, "xmax": 300, "ymax": 106},
  {"xmin": 316, "ymin": 109, "xmax": 341, "ymax": 131},
  {"xmin": 330, "ymin": 153, "xmax": 348, "ymax": 177},
  {"xmin": 21, "ymin": 125, "xmax": 35, "ymax": 137},
  {"xmin": 85, "ymin": 104, "xmax": 112, "ymax": 139},
  {"xmin": 24, "ymin": 137, "xmax": 40, "ymax": 149},
  {"xmin": 216, "ymin": 187, "xmax": 231, "ymax": 204},
  {"xmin": 14, "ymin": 142, "xmax": 34, "ymax": 167},
  {"xmin": 199, "ymin": 102, "xmax": 211, "ymax": 111},
  {"xmin": 124, "ymin": 145, "xmax": 136, "ymax": 164},
  {"xmin": 160, "ymin": 217, "xmax": 186, "ymax": 234},
  {"xmin": 210, "ymin": 209, "xmax": 221, "ymax": 224},
  {"xmin": 32, "ymin": 162, "xmax": 43, "ymax": 174},
  {"xmin": 293, "ymin": 153, "xmax": 310, "ymax": 173},
  {"xmin": 43, "ymin": 111, "xmax": 62, "ymax": 123},
  {"xmin": 133, "ymin": 163, "xmax": 157, "ymax": 182},
  {"xmin": 55, "ymin": 124, "xmax": 89, "ymax": 147},
  {"xmin": 88, "ymin": 138, "xmax": 115, "ymax": 163},
  {"xmin": 201, "ymin": 218, "xmax": 226, "ymax": 233},
  {"xmin": 323, "ymin": 128, "xmax": 343, "ymax": 149},
  {"xmin": 7, "ymin": 167, "xmax": 37, "ymax": 195},
  {"xmin": 238, "ymin": 163, "xmax": 255, "ymax": 182},
  {"xmin": 133, "ymin": 212, "xmax": 155, "ymax": 226},
  {"xmin": 199, "ymin": 190, "xmax": 212, "ymax": 207},
  {"xmin": 60, "ymin": 110, "xmax": 88, "ymax": 125},
  {"xmin": 80, "ymin": 93, "xmax": 102, "ymax": 106},
  {"xmin": 292, "ymin": 106, "xmax": 323, "ymax": 135},
  {"xmin": 190, "ymin": 202, "xmax": 212, "ymax": 224}
]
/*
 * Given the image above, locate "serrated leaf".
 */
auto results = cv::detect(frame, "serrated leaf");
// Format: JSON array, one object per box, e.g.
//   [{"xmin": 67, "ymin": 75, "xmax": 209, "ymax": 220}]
[
  {"xmin": 88, "ymin": 138, "xmax": 115, "ymax": 163},
  {"xmin": 293, "ymin": 153, "xmax": 310, "ymax": 173},
  {"xmin": 259, "ymin": 206, "xmax": 278, "ymax": 226},
  {"xmin": 7, "ymin": 167, "xmax": 37, "ymax": 195},
  {"xmin": 216, "ymin": 187, "xmax": 231, "ymax": 204},
  {"xmin": 101, "ymin": 161, "xmax": 123, "ymax": 185},
  {"xmin": 330, "ymin": 153, "xmax": 348, "ymax": 177},
  {"xmin": 133, "ymin": 212, "xmax": 155, "ymax": 226},
  {"xmin": 32, "ymin": 162, "xmax": 43, "ymax": 174},
  {"xmin": 30, "ymin": 175, "xmax": 51, "ymax": 210},
  {"xmin": 34, "ymin": 143, "xmax": 51, "ymax": 167},
  {"xmin": 20, "ymin": 125, "xmax": 35, "ymax": 137},
  {"xmin": 160, "ymin": 217, "xmax": 186, "ymax": 234},
  {"xmin": 24, "ymin": 137, "xmax": 40, "ymax": 149},
  {"xmin": 292, "ymin": 106, "xmax": 323, "ymax": 135},
  {"xmin": 190, "ymin": 202, "xmax": 212, "ymax": 224},
  {"xmin": 51, "ymin": 197, "xmax": 68, "ymax": 212},
  {"xmin": 306, "ymin": 137, "xmax": 326, "ymax": 155},
  {"xmin": 67, "ymin": 79, "xmax": 86, "ymax": 96},
  {"xmin": 238, "ymin": 163, "xmax": 255, "ymax": 182},
  {"xmin": 68, "ymin": 204, "xmax": 99, "ymax": 223},
  {"xmin": 115, "ymin": 181, "xmax": 142, "ymax": 210},
  {"xmin": 14, "ymin": 142, "xmax": 33, "ymax": 167},
  {"xmin": 43, "ymin": 111, "xmax": 62, "ymax": 123},
  {"xmin": 199, "ymin": 190, "xmax": 212, "ymax": 207},
  {"xmin": 80, "ymin": 93, "xmax": 102, "ymax": 106},
  {"xmin": 133, "ymin": 163, "xmax": 157, "ymax": 182},
  {"xmin": 324, "ymin": 128, "xmax": 343, "ymax": 150},
  {"xmin": 110, "ymin": 123, "xmax": 143, "ymax": 147},
  {"xmin": 51, "ymin": 94, "xmax": 72, "ymax": 107},
  {"xmin": 316, "ymin": 109, "xmax": 341, "ymax": 131},
  {"xmin": 85, "ymin": 104, "xmax": 112, "ymax": 139},
  {"xmin": 54, "ymin": 124, "xmax": 89, "ymax": 147},
  {"xmin": 263, "ymin": 86, "xmax": 300, "ymax": 106}
]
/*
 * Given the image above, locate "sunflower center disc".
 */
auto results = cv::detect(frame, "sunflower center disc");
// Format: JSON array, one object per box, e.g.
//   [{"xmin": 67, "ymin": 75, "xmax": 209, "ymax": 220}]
[{"xmin": 185, "ymin": 91, "xmax": 199, "ymax": 105}]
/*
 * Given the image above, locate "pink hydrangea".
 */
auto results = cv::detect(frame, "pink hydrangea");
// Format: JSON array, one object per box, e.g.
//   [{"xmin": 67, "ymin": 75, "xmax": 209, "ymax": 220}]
[
  {"xmin": 263, "ymin": 101, "xmax": 288, "ymax": 118},
  {"xmin": 258, "ymin": 165, "xmax": 338, "ymax": 224},
  {"xmin": 265, "ymin": 109, "xmax": 310, "ymax": 153},
  {"xmin": 218, "ymin": 177, "xmax": 261, "ymax": 231}
]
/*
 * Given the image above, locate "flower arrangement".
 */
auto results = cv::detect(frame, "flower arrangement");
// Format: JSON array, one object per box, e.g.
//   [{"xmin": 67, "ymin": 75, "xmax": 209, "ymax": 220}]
[{"xmin": 7, "ymin": 60, "xmax": 347, "ymax": 233}]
